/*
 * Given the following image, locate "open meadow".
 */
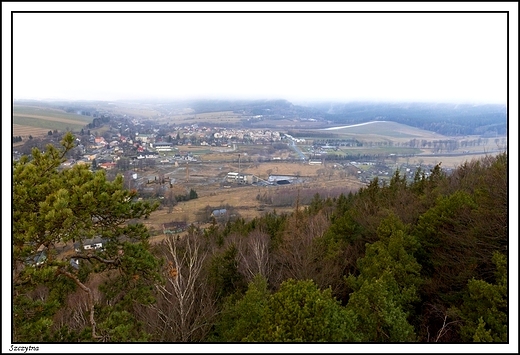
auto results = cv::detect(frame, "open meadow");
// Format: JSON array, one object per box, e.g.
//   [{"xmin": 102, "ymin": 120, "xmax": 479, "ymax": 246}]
[
  {"xmin": 139, "ymin": 156, "xmax": 366, "ymax": 241},
  {"xmin": 171, "ymin": 111, "xmax": 244, "ymax": 125},
  {"xmin": 13, "ymin": 104, "xmax": 92, "ymax": 138},
  {"xmin": 145, "ymin": 171, "xmax": 366, "ymax": 244},
  {"xmin": 320, "ymin": 120, "xmax": 446, "ymax": 140}
]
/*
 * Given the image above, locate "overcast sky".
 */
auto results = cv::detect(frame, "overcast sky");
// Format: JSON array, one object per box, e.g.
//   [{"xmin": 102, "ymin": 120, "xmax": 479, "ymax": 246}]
[{"xmin": 7, "ymin": 7, "xmax": 512, "ymax": 105}]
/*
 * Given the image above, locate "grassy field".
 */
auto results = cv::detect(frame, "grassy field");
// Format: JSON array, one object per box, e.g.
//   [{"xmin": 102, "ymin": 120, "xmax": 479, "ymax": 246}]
[
  {"xmin": 101, "ymin": 102, "xmax": 164, "ymax": 119},
  {"xmin": 171, "ymin": 111, "xmax": 245, "ymax": 124},
  {"xmin": 13, "ymin": 105, "xmax": 92, "ymax": 137},
  {"xmin": 144, "ymin": 170, "xmax": 365, "ymax": 238},
  {"xmin": 291, "ymin": 121, "xmax": 447, "ymax": 145},
  {"xmin": 13, "ymin": 105, "xmax": 93, "ymax": 122},
  {"xmin": 331, "ymin": 146, "xmax": 423, "ymax": 156},
  {"xmin": 320, "ymin": 121, "xmax": 447, "ymax": 140},
  {"xmin": 136, "ymin": 155, "xmax": 365, "ymax": 233}
]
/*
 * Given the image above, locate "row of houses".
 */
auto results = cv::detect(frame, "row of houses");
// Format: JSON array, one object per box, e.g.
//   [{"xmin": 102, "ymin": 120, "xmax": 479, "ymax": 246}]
[{"xmin": 25, "ymin": 237, "xmax": 107, "ymax": 270}]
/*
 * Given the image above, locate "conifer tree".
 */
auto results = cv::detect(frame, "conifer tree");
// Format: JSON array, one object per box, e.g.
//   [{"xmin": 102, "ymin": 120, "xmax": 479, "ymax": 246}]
[
  {"xmin": 13, "ymin": 132, "xmax": 161, "ymax": 341},
  {"xmin": 216, "ymin": 277, "xmax": 357, "ymax": 342},
  {"xmin": 456, "ymin": 252, "xmax": 507, "ymax": 342},
  {"xmin": 345, "ymin": 214, "xmax": 422, "ymax": 342}
]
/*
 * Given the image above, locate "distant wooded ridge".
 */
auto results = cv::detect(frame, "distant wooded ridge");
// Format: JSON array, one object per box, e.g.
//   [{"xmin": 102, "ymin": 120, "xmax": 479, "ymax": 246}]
[
  {"xmin": 186, "ymin": 99, "xmax": 507, "ymax": 136},
  {"xmin": 14, "ymin": 98, "xmax": 507, "ymax": 136}
]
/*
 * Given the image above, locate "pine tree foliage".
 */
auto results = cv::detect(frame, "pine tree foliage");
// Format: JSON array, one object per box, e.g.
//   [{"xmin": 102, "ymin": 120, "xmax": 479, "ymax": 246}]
[
  {"xmin": 456, "ymin": 252, "xmax": 508, "ymax": 342},
  {"xmin": 345, "ymin": 214, "xmax": 422, "ymax": 342},
  {"xmin": 216, "ymin": 277, "xmax": 357, "ymax": 342},
  {"xmin": 13, "ymin": 133, "xmax": 161, "ymax": 342}
]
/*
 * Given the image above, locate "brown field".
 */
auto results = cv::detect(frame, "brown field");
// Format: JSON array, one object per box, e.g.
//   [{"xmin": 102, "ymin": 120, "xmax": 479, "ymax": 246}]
[
  {"xmin": 12, "ymin": 123, "xmax": 111, "ymax": 140},
  {"xmin": 144, "ymin": 182, "xmax": 294, "ymax": 243},
  {"xmin": 12, "ymin": 124, "xmax": 52, "ymax": 138},
  {"xmin": 397, "ymin": 152, "xmax": 504, "ymax": 168},
  {"xmin": 145, "ymin": 184, "xmax": 361, "ymax": 245},
  {"xmin": 240, "ymin": 161, "xmax": 331, "ymax": 178},
  {"xmin": 143, "ymin": 160, "xmax": 365, "ymax": 243},
  {"xmin": 12, "ymin": 104, "xmax": 93, "ymax": 140}
]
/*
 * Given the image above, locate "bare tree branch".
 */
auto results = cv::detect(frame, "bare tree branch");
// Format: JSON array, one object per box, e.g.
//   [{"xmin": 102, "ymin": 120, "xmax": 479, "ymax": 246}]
[
  {"xmin": 57, "ymin": 268, "xmax": 102, "ymax": 340},
  {"xmin": 152, "ymin": 233, "xmax": 216, "ymax": 342}
]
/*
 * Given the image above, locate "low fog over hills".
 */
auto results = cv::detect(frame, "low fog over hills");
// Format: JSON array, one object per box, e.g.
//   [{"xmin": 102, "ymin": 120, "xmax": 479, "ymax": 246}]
[
  {"xmin": 89, "ymin": 99, "xmax": 507, "ymax": 137},
  {"xmin": 14, "ymin": 98, "xmax": 507, "ymax": 137}
]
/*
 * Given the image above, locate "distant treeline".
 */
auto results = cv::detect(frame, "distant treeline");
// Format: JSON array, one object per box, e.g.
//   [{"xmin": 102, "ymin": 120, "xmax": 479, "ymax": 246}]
[
  {"xmin": 312, "ymin": 102, "xmax": 507, "ymax": 136},
  {"xmin": 186, "ymin": 99, "xmax": 507, "ymax": 136},
  {"xmin": 256, "ymin": 186, "xmax": 359, "ymax": 207}
]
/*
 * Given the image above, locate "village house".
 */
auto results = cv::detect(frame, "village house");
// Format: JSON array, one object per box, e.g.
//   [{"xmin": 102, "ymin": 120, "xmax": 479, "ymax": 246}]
[
  {"xmin": 99, "ymin": 162, "xmax": 117, "ymax": 170},
  {"xmin": 74, "ymin": 237, "xmax": 106, "ymax": 252}
]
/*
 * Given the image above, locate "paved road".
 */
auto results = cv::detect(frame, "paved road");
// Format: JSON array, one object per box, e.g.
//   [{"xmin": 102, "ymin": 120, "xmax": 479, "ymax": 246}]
[{"xmin": 289, "ymin": 140, "xmax": 307, "ymax": 161}]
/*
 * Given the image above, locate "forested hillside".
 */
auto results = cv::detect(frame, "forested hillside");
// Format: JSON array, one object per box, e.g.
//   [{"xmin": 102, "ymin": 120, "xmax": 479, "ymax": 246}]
[
  {"xmin": 182, "ymin": 99, "xmax": 507, "ymax": 136},
  {"xmin": 12, "ymin": 133, "xmax": 508, "ymax": 342},
  {"xmin": 314, "ymin": 101, "xmax": 507, "ymax": 136}
]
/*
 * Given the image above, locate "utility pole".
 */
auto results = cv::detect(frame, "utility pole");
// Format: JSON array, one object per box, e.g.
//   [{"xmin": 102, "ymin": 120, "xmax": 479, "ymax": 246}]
[{"xmin": 185, "ymin": 161, "xmax": 189, "ymax": 182}]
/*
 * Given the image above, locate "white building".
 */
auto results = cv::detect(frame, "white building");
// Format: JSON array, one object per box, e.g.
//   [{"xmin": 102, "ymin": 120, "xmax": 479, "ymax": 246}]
[
  {"xmin": 152, "ymin": 142, "xmax": 174, "ymax": 151},
  {"xmin": 226, "ymin": 172, "xmax": 239, "ymax": 183}
]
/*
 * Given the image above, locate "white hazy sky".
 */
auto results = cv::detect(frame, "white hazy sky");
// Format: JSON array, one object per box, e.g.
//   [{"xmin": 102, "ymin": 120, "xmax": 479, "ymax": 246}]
[{"xmin": 5, "ymin": 3, "xmax": 515, "ymax": 105}]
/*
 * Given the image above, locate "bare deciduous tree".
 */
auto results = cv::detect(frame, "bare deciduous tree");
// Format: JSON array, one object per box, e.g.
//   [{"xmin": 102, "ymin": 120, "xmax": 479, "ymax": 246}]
[
  {"xmin": 273, "ymin": 211, "xmax": 331, "ymax": 288},
  {"xmin": 423, "ymin": 303, "xmax": 461, "ymax": 342},
  {"xmin": 235, "ymin": 230, "xmax": 272, "ymax": 283},
  {"xmin": 150, "ymin": 231, "xmax": 216, "ymax": 342}
]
